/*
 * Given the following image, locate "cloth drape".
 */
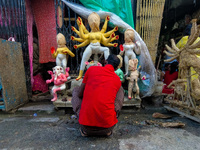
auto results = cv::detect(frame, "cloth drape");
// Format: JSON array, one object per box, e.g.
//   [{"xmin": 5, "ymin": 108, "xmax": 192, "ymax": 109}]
[{"xmin": 31, "ymin": 0, "xmax": 57, "ymax": 63}]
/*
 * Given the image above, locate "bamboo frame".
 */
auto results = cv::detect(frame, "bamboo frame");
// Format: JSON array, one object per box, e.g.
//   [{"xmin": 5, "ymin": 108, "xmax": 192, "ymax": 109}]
[
  {"xmin": 165, "ymin": 99, "xmax": 200, "ymax": 114},
  {"xmin": 136, "ymin": 0, "xmax": 165, "ymax": 64}
]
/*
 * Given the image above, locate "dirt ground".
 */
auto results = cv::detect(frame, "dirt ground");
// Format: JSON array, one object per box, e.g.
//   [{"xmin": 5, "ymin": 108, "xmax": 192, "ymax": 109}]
[{"xmin": 0, "ymin": 98, "xmax": 200, "ymax": 150}]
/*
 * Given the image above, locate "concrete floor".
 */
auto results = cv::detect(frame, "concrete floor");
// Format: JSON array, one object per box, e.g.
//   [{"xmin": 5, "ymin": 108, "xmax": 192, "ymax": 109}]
[{"xmin": 0, "ymin": 101, "xmax": 200, "ymax": 150}]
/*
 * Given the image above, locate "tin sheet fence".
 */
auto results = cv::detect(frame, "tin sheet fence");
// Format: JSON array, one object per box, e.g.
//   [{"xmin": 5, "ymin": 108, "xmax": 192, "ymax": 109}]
[
  {"xmin": 0, "ymin": 39, "xmax": 28, "ymax": 111},
  {"xmin": 0, "ymin": 0, "xmax": 31, "ymax": 97}
]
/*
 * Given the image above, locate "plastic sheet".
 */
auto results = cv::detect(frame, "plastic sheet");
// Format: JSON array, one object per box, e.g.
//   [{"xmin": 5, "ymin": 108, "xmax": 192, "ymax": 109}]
[
  {"xmin": 61, "ymin": 0, "xmax": 157, "ymax": 97},
  {"xmin": 79, "ymin": 0, "xmax": 134, "ymax": 29}
]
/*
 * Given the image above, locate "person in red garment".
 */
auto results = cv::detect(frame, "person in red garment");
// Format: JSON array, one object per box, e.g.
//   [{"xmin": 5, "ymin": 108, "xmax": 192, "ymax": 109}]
[
  {"xmin": 71, "ymin": 54, "xmax": 124, "ymax": 137},
  {"xmin": 162, "ymin": 61, "xmax": 178, "ymax": 94}
]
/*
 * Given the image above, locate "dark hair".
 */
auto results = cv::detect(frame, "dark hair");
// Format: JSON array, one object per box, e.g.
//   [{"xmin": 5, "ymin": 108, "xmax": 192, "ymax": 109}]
[
  {"xmin": 185, "ymin": 14, "xmax": 191, "ymax": 20},
  {"xmin": 170, "ymin": 61, "xmax": 178, "ymax": 74},
  {"xmin": 163, "ymin": 63, "xmax": 170, "ymax": 71},
  {"xmin": 164, "ymin": 63, "xmax": 170, "ymax": 68},
  {"xmin": 107, "ymin": 54, "xmax": 120, "ymax": 70},
  {"xmin": 183, "ymin": 24, "xmax": 192, "ymax": 36}
]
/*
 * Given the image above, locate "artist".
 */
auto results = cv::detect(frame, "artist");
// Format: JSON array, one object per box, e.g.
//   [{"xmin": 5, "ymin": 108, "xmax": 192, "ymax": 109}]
[{"xmin": 71, "ymin": 54, "xmax": 124, "ymax": 137}]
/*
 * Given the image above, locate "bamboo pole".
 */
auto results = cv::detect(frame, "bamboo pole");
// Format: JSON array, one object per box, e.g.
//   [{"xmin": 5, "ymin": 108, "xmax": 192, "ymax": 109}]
[
  {"xmin": 147, "ymin": 0, "xmax": 151, "ymax": 47},
  {"xmin": 142, "ymin": 0, "xmax": 145, "ymax": 39},
  {"xmin": 136, "ymin": 0, "xmax": 140, "ymax": 33},
  {"xmin": 139, "ymin": 0, "xmax": 142, "ymax": 36},
  {"xmin": 146, "ymin": 0, "xmax": 149, "ymax": 45},
  {"xmin": 149, "ymin": 0, "xmax": 153, "ymax": 51},
  {"xmin": 144, "ymin": 0, "xmax": 148, "ymax": 42},
  {"xmin": 140, "ymin": 0, "xmax": 142, "ymax": 36}
]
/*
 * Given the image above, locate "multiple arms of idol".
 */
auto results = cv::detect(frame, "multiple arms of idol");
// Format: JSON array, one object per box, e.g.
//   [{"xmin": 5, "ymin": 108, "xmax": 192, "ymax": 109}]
[{"xmin": 71, "ymin": 16, "xmax": 119, "ymax": 49}]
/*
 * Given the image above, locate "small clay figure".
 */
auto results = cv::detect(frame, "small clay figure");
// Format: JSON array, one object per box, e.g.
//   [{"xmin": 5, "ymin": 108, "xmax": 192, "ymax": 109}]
[
  {"xmin": 71, "ymin": 12, "xmax": 119, "ymax": 80},
  {"xmin": 126, "ymin": 59, "xmax": 145, "ymax": 100},
  {"xmin": 120, "ymin": 29, "xmax": 141, "ymax": 76},
  {"xmin": 51, "ymin": 33, "xmax": 75, "ymax": 72},
  {"xmin": 46, "ymin": 66, "xmax": 69, "ymax": 102},
  {"xmin": 115, "ymin": 55, "xmax": 124, "ymax": 82}
]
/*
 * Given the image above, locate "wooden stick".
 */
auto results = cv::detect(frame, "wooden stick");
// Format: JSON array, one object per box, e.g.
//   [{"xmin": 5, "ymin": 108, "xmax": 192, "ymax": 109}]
[{"xmin": 156, "ymin": 53, "xmax": 162, "ymax": 70}]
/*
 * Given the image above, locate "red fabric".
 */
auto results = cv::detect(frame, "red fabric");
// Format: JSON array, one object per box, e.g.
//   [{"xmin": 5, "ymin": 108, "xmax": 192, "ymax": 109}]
[
  {"xmin": 32, "ymin": 74, "xmax": 48, "ymax": 93},
  {"xmin": 162, "ymin": 71, "xmax": 178, "ymax": 94},
  {"xmin": 31, "ymin": 0, "xmax": 57, "ymax": 63},
  {"xmin": 163, "ymin": 71, "xmax": 178, "ymax": 86},
  {"xmin": 79, "ymin": 65, "xmax": 121, "ymax": 128},
  {"xmin": 162, "ymin": 85, "xmax": 174, "ymax": 94}
]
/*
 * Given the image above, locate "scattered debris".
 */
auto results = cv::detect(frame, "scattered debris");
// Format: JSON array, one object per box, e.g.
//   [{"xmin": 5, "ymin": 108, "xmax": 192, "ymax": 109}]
[
  {"xmin": 62, "ymin": 98, "xmax": 67, "ymax": 102},
  {"xmin": 145, "ymin": 120, "xmax": 161, "ymax": 127},
  {"xmin": 140, "ymin": 121, "xmax": 147, "ymax": 125},
  {"xmin": 161, "ymin": 122, "xmax": 185, "ymax": 128},
  {"xmin": 71, "ymin": 115, "xmax": 77, "ymax": 119},
  {"xmin": 152, "ymin": 112, "xmax": 171, "ymax": 119},
  {"xmin": 137, "ymin": 120, "xmax": 185, "ymax": 128}
]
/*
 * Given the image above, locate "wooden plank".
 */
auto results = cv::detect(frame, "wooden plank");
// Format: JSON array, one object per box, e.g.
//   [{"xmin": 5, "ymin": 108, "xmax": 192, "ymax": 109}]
[
  {"xmin": 53, "ymin": 96, "xmax": 141, "ymax": 108},
  {"xmin": 164, "ymin": 106, "xmax": 200, "ymax": 123},
  {"xmin": 58, "ymin": 4, "xmax": 63, "ymax": 28},
  {"xmin": 53, "ymin": 96, "xmax": 72, "ymax": 108}
]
